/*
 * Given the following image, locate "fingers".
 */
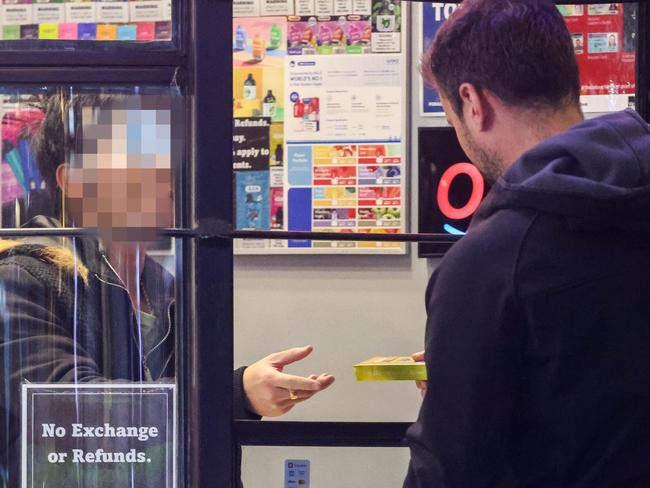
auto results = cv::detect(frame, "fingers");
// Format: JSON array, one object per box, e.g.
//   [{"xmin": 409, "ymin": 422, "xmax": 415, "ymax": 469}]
[
  {"xmin": 267, "ymin": 345, "xmax": 314, "ymax": 368},
  {"xmin": 415, "ymin": 380, "xmax": 427, "ymax": 399},
  {"xmin": 315, "ymin": 373, "xmax": 335, "ymax": 389},
  {"xmin": 274, "ymin": 372, "xmax": 322, "ymax": 392},
  {"xmin": 411, "ymin": 350, "xmax": 425, "ymax": 362}
]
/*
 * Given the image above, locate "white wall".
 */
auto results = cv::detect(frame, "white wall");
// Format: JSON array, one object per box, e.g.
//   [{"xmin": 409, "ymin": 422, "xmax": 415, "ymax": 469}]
[{"xmin": 234, "ymin": 4, "xmax": 448, "ymax": 485}]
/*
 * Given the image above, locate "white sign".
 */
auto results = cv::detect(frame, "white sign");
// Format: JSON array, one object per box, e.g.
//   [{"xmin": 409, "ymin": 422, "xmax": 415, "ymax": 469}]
[
  {"xmin": 295, "ymin": 0, "xmax": 315, "ymax": 16},
  {"xmin": 34, "ymin": 4, "xmax": 65, "ymax": 24},
  {"xmin": 233, "ymin": 0, "xmax": 261, "ymax": 17},
  {"xmin": 97, "ymin": 3, "xmax": 129, "ymax": 24},
  {"xmin": 260, "ymin": 0, "xmax": 293, "ymax": 16},
  {"xmin": 65, "ymin": 2, "xmax": 97, "ymax": 23},
  {"xmin": 129, "ymin": 0, "xmax": 163, "ymax": 22},
  {"xmin": 22, "ymin": 384, "xmax": 176, "ymax": 488},
  {"xmin": 2, "ymin": 5, "xmax": 33, "ymax": 25}
]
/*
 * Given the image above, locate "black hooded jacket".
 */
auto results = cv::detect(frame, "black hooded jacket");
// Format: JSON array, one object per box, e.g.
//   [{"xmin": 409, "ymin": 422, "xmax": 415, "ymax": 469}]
[
  {"xmin": 0, "ymin": 216, "xmax": 254, "ymax": 486},
  {"xmin": 405, "ymin": 109, "xmax": 650, "ymax": 487}
]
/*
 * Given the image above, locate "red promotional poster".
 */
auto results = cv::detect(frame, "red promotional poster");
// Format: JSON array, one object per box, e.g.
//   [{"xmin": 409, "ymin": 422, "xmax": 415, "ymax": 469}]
[{"xmin": 558, "ymin": 3, "xmax": 636, "ymax": 112}]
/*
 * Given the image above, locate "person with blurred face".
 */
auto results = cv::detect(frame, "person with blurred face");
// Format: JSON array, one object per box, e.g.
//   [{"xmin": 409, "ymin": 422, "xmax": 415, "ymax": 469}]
[
  {"xmin": 0, "ymin": 93, "xmax": 333, "ymax": 486},
  {"xmin": 406, "ymin": 0, "xmax": 650, "ymax": 486}
]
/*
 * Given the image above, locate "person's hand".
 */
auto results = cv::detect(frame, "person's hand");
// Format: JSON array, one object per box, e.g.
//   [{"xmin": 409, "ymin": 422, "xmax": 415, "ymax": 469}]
[
  {"xmin": 243, "ymin": 345, "xmax": 335, "ymax": 417},
  {"xmin": 411, "ymin": 351, "xmax": 427, "ymax": 399}
]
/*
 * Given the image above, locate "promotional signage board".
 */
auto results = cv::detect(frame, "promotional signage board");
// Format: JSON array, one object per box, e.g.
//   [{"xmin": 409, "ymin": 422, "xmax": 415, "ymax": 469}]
[
  {"xmin": 22, "ymin": 384, "xmax": 176, "ymax": 488},
  {"xmin": 418, "ymin": 127, "xmax": 489, "ymax": 256},
  {"xmin": 232, "ymin": 1, "xmax": 407, "ymax": 254},
  {"xmin": 420, "ymin": 2, "xmax": 637, "ymax": 115}
]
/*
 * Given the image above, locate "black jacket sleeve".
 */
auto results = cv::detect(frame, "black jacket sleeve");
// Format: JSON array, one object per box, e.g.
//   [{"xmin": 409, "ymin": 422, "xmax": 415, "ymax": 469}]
[
  {"xmin": 233, "ymin": 366, "xmax": 262, "ymax": 420},
  {"xmin": 404, "ymin": 233, "xmax": 525, "ymax": 488}
]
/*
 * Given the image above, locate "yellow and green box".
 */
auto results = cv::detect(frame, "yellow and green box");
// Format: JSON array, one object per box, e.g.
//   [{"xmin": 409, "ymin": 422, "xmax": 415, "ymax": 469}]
[{"xmin": 354, "ymin": 356, "xmax": 427, "ymax": 381}]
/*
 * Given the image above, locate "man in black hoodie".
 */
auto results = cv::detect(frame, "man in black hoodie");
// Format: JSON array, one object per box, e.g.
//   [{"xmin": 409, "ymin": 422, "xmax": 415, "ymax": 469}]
[{"xmin": 405, "ymin": 0, "xmax": 650, "ymax": 486}]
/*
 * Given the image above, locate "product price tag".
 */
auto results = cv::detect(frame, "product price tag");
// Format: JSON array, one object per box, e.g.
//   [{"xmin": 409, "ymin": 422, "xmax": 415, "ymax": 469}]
[
  {"xmin": 65, "ymin": 2, "xmax": 97, "ymax": 23},
  {"xmin": 34, "ymin": 4, "xmax": 65, "ymax": 24},
  {"xmin": 2, "ymin": 4, "xmax": 33, "ymax": 25},
  {"xmin": 97, "ymin": 2, "xmax": 129, "ymax": 24},
  {"xmin": 129, "ymin": 0, "xmax": 163, "ymax": 22},
  {"xmin": 295, "ymin": 0, "xmax": 315, "ymax": 16}
]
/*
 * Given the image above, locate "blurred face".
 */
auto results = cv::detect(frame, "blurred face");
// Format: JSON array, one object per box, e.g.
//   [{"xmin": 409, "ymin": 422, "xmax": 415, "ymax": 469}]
[
  {"xmin": 439, "ymin": 92, "xmax": 503, "ymax": 183},
  {"xmin": 64, "ymin": 167, "xmax": 173, "ymax": 243},
  {"xmin": 61, "ymin": 100, "xmax": 174, "ymax": 243}
]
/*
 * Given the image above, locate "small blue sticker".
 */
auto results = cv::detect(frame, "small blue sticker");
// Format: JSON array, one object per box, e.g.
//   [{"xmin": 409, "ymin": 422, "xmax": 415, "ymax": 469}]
[{"xmin": 285, "ymin": 459, "xmax": 309, "ymax": 487}]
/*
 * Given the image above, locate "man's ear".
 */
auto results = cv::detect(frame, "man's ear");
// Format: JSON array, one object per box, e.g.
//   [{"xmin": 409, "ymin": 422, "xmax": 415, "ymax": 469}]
[
  {"xmin": 55, "ymin": 163, "xmax": 68, "ymax": 192},
  {"xmin": 458, "ymin": 83, "xmax": 493, "ymax": 131}
]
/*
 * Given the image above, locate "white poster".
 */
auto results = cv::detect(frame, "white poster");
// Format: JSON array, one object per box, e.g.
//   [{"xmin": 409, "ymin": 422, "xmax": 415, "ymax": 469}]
[
  {"xmin": 285, "ymin": 55, "xmax": 402, "ymax": 143},
  {"xmin": 233, "ymin": 0, "xmax": 261, "ymax": 17},
  {"xmin": 34, "ymin": 3, "xmax": 65, "ymax": 23},
  {"xmin": 129, "ymin": 0, "xmax": 163, "ymax": 22},
  {"xmin": 314, "ymin": 0, "xmax": 334, "ymax": 16},
  {"xmin": 260, "ymin": 0, "xmax": 294, "ymax": 16},
  {"xmin": 295, "ymin": 0, "xmax": 315, "ymax": 16},
  {"xmin": 2, "ymin": 4, "xmax": 33, "ymax": 25}
]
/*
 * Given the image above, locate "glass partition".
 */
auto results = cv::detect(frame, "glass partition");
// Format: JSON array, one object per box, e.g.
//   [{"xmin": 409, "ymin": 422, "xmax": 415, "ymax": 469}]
[{"xmin": 0, "ymin": 86, "xmax": 183, "ymax": 487}]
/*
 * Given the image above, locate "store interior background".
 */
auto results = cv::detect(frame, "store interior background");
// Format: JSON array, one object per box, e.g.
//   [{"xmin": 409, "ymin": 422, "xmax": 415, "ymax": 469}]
[
  {"xmin": 230, "ymin": 2, "xmax": 626, "ymax": 485},
  {"xmin": 235, "ymin": 4, "xmax": 442, "ymax": 485}
]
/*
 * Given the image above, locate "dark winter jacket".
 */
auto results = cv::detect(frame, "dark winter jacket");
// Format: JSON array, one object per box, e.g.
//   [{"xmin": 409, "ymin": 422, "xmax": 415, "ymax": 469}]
[
  {"xmin": 405, "ymin": 109, "xmax": 650, "ymax": 487},
  {"xmin": 0, "ymin": 216, "xmax": 254, "ymax": 486}
]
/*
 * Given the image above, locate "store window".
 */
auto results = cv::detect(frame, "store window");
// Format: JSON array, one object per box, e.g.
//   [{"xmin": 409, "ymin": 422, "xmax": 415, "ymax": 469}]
[{"xmin": 0, "ymin": 87, "xmax": 182, "ymax": 488}]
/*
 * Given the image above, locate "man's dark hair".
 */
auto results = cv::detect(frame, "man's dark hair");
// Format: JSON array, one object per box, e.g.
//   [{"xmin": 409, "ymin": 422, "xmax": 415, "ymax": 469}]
[
  {"xmin": 31, "ymin": 92, "xmax": 119, "ymax": 203},
  {"xmin": 422, "ymin": 0, "xmax": 581, "ymax": 117},
  {"xmin": 31, "ymin": 92, "xmax": 72, "ymax": 201}
]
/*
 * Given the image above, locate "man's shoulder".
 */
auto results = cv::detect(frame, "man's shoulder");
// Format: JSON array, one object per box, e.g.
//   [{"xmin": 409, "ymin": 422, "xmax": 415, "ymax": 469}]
[
  {"xmin": 444, "ymin": 207, "xmax": 537, "ymax": 271},
  {"xmin": 0, "ymin": 241, "xmax": 89, "ymax": 287}
]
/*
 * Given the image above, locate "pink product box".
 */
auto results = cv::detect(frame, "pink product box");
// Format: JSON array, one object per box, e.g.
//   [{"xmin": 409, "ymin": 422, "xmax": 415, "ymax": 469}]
[{"xmin": 58, "ymin": 23, "xmax": 78, "ymax": 40}]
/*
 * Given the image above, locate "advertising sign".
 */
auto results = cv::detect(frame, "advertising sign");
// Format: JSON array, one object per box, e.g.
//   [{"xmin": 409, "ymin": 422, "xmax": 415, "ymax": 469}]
[
  {"xmin": 232, "ymin": 3, "xmax": 407, "ymax": 254},
  {"xmin": 559, "ymin": 3, "xmax": 636, "ymax": 112},
  {"xmin": 420, "ymin": 2, "xmax": 458, "ymax": 116},
  {"xmin": 22, "ymin": 384, "xmax": 176, "ymax": 488},
  {"xmin": 420, "ymin": 2, "xmax": 637, "ymax": 115},
  {"xmin": 418, "ymin": 127, "xmax": 489, "ymax": 256}
]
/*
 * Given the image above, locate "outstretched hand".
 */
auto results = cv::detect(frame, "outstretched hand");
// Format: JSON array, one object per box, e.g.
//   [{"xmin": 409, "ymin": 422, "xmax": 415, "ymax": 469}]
[{"xmin": 243, "ymin": 345, "xmax": 335, "ymax": 417}]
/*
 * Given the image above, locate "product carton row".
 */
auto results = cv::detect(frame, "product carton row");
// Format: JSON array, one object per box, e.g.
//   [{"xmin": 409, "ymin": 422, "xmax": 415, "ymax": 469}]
[{"xmin": 1, "ymin": 0, "xmax": 172, "ymax": 41}]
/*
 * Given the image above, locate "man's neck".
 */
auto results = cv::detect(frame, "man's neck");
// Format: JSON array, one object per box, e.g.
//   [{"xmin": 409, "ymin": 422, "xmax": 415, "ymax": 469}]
[
  {"xmin": 106, "ymin": 243, "xmax": 148, "ymax": 309},
  {"xmin": 497, "ymin": 105, "xmax": 584, "ymax": 168}
]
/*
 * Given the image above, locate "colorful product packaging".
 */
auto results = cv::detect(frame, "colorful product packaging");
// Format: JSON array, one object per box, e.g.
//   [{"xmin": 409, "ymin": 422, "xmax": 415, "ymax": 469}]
[
  {"xmin": 135, "ymin": 20, "xmax": 154, "ymax": 40},
  {"xmin": 58, "ymin": 22, "xmax": 78, "ymax": 39},
  {"xmin": 77, "ymin": 22, "xmax": 97, "ymax": 39},
  {"xmin": 38, "ymin": 21, "xmax": 59, "ymax": 38},
  {"xmin": 354, "ymin": 357, "xmax": 427, "ymax": 381},
  {"xmin": 96, "ymin": 22, "xmax": 117, "ymax": 39},
  {"xmin": 116, "ymin": 23, "xmax": 136, "ymax": 39}
]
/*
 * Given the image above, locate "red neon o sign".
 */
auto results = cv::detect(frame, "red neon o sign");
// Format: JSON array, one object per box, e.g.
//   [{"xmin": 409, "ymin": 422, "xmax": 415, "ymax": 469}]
[{"xmin": 436, "ymin": 162, "xmax": 484, "ymax": 220}]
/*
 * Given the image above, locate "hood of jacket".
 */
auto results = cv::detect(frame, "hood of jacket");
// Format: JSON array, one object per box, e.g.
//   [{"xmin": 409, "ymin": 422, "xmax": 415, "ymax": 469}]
[
  {"xmin": 18, "ymin": 215, "xmax": 174, "ymax": 311},
  {"xmin": 474, "ymin": 109, "xmax": 650, "ymax": 232}
]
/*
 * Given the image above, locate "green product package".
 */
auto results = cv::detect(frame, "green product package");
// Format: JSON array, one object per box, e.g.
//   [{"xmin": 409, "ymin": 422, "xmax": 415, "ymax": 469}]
[
  {"xmin": 3, "ymin": 25, "xmax": 21, "ymax": 41},
  {"xmin": 354, "ymin": 356, "xmax": 427, "ymax": 381}
]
